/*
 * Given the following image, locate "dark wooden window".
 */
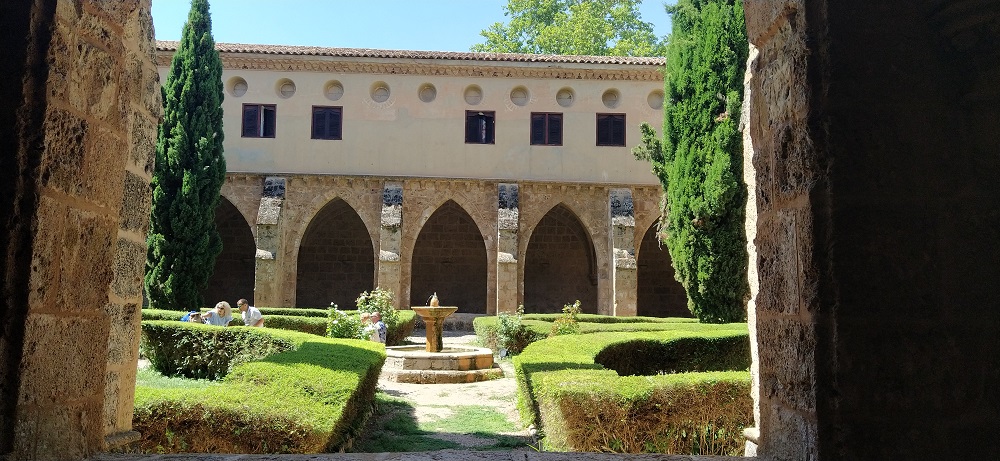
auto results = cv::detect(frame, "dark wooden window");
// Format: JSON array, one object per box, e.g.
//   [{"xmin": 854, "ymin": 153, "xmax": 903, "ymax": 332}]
[
  {"xmin": 465, "ymin": 111, "xmax": 495, "ymax": 144},
  {"xmin": 596, "ymin": 113, "xmax": 626, "ymax": 146},
  {"xmin": 242, "ymin": 104, "xmax": 276, "ymax": 138},
  {"xmin": 311, "ymin": 106, "xmax": 343, "ymax": 140},
  {"xmin": 530, "ymin": 113, "xmax": 563, "ymax": 146}
]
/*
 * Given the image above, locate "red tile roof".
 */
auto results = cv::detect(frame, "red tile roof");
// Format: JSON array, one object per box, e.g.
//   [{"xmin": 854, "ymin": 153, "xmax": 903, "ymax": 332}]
[{"xmin": 155, "ymin": 41, "xmax": 665, "ymax": 66}]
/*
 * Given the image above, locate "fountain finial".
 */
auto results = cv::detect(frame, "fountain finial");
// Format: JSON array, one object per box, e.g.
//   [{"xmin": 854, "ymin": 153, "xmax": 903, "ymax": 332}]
[{"xmin": 429, "ymin": 292, "xmax": 439, "ymax": 307}]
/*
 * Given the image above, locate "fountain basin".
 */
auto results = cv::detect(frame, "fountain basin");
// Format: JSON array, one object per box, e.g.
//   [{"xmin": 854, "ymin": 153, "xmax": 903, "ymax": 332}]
[{"xmin": 382, "ymin": 345, "xmax": 502, "ymax": 384}]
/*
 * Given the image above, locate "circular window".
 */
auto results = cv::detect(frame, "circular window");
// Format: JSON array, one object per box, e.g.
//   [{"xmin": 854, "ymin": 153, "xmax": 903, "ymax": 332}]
[
  {"xmin": 602, "ymin": 89, "xmax": 621, "ymax": 109},
  {"xmin": 418, "ymin": 83, "xmax": 437, "ymax": 103},
  {"xmin": 647, "ymin": 90, "xmax": 665, "ymax": 110},
  {"xmin": 227, "ymin": 77, "xmax": 248, "ymax": 97},
  {"xmin": 464, "ymin": 85, "xmax": 483, "ymax": 105},
  {"xmin": 370, "ymin": 81, "xmax": 391, "ymax": 103},
  {"xmin": 325, "ymin": 81, "xmax": 344, "ymax": 101},
  {"xmin": 510, "ymin": 86, "xmax": 529, "ymax": 106},
  {"xmin": 556, "ymin": 87, "xmax": 575, "ymax": 108},
  {"xmin": 276, "ymin": 79, "xmax": 296, "ymax": 98}
]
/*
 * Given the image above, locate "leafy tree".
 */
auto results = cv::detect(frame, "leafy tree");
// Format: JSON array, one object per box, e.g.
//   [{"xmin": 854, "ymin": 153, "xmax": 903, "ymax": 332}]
[
  {"xmin": 145, "ymin": 0, "xmax": 226, "ymax": 311},
  {"xmin": 633, "ymin": 0, "xmax": 748, "ymax": 323},
  {"xmin": 473, "ymin": 0, "xmax": 667, "ymax": 57}
]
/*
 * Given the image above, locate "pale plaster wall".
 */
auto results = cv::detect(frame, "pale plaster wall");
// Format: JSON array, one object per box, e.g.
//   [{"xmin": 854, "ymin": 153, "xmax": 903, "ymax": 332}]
[{"xmin": 156, "ymin": 52, "xmax": 664, "ymax": 185}]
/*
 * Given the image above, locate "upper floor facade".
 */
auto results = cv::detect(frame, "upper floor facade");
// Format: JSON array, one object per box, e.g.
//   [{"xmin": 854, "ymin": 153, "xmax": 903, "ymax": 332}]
[{"xmin": 155, "ymin": 41, "xmax": 666, "ymax": 185}]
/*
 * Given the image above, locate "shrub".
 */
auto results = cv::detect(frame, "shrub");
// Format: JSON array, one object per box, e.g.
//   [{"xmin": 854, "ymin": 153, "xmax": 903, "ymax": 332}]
[
  {"xmin": 261, "ymin": 315, "xmax": 328, "ymax": 336},
  {"xmin": 549, "ymin": 300, "xmax": 581, "ymax": 337},
  {"xmin": 513, "ymin": 328, "xmax": 751, "ymax": 454},
  {"xmin": 327, "ymin": 306, "xmax": 366, "ymax": 340},
  {"xmin": 134, "ymin": 321, "xmax": 385, "ymax": 453},
  {"xmin": 355, "ymin": 287, "xmax": 400, "ymax": 333},
  {"xmin": 258, "ymin": 307, "xmax": 330, "ymax": 318},
  {"xmin": 140, "ymin": 321, "xmax": 296, "ymax": 380}
]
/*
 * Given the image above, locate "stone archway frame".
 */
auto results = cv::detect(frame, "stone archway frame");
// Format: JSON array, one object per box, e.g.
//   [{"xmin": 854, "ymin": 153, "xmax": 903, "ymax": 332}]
[
  {"xmin": 280, "ymin": 176, "xmax": 384, "ymax": 307},
  {"xmin": 517, "ymin": 183, "xmax": 613, "ymax": 314},
  {"xmin": 220, "ymin": 176, "xmax": 265, "ymax": 242},
  {"xmin": 398, "ymin": 179, "xmax": 499, "ymax": 312}
]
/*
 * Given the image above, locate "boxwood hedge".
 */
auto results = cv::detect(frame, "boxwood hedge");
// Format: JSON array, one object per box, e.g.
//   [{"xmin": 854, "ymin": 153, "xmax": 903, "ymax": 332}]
[
  {"xmin": 513, "ymin": 327, "xmax": 751, "ymax": 454},
  {"xmin": 134, "ymin": 321, "xmax": 385, "ymax": 453},
  {"xmin": 141, "ymin": 308, "xmax": 416, "ymax": 345}
]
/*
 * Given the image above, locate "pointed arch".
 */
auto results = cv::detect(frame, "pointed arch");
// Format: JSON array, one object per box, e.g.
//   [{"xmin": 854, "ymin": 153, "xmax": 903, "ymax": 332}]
[
  {"xmin": 636, "ymin": 222, "xmax": 690, "ymax": 317},
  {"xmin": 201, "ymin": 196, "xmax": 255, "ymax": 307},
  {"xmin": 409, "ymin": 200, "xmax": 488, "ymax": 313},
  {"xmin": 523, "ymin": 203, "xmax": 598, "ymax": 313},
  {"xmin": 296, "ymin": 198, "xmax": 375, "ymax": 309}
]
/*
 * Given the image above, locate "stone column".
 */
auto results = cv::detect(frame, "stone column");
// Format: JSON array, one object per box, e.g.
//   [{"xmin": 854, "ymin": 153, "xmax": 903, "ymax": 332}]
[
  {"xmin": 378, "ymin": 183, "xmax": 404, "ymax": 307},
  {"xmin": 253, "ymin": 177, "xmax": 285, "ymax": 307},
  {"xmin": 496, "ymin": 184, "xmax": 520, "ymax": 314},
  {"xmin": 610, "ymin": 189, "xmax": 637, "ymax": 316}
]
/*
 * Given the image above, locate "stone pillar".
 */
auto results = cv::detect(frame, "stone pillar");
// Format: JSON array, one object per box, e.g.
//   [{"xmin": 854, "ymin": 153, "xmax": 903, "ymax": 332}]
[
  {"xmin": 496, "ymin": 184, "xmax": 520, "ymax": 314},
  {"xmin": 610, "ymin": 189, "xmax": 637, "ymax": 316},
  {"xmin": 253, "ymin": 177, "xmax": 285, "ymax": 307},
  {"xmin": 0, "ymin": 1, "xmax": 158, "ymax": 459},
  {"xmin": 378, "ymin": 183, "xmax": 404, "ymax": 307}
]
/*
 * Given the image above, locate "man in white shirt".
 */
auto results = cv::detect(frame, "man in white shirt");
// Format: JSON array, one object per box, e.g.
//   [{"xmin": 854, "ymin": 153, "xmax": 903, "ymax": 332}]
[{"xmin": 237, "ymin": 298, "xmax": 264, "ymax": 327}]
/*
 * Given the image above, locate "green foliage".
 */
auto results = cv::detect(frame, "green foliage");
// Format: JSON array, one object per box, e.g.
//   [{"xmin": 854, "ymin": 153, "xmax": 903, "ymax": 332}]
[
  {"xmin": 473, "ymin": 0, "xmax": 667, "ymax": 56},
  {"xmin": 133, "ymin": 322, "xmax": 386, "ymax": 453},
  {"xmin": 633, "ymin": 0, "xmax": 749, "ymax": 323},
  {"xmin": 474, "ymin": 313, "xmax": 707, "ymax": 354},
  {"xmin": 140, "ymin": 321, "xmax": 295, "ymax": 380},
  {"xmin": 513, "ymin": 329, "xmax": 751, "ymax": 454},
  {"xmin": 145, "ymin": 0, "xmax": 227, "ymax": 311},
  {"xmin": 260, "ymin": 315, "xmax": 328, "ymax": 336},
  {"xmin": 548, "ymin": 300, "xmax": 582, "ymax": 336},
  {"xmin": 257, "ymin": 307, "xmax": 331, "ymax": 318},
  {"xmin": 327, "ymin": 306, "xmax": 367, "ymax": 340},
  {"xmin": 355, "ymin": 287, "xmax": 400, "ymax": 332}
]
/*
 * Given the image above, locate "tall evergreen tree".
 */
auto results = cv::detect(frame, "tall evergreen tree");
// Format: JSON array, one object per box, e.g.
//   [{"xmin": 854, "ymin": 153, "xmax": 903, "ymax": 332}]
[
  {"xmin": 145, "ymin": 0, "xmax": 226, "ymax": 311},
  {"xmin": 633, "ymin": 0, "xmax": 749, "ymax": 323}
]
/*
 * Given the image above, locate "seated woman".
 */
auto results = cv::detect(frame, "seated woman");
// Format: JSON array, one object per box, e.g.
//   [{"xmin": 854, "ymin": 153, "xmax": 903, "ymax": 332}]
[{"xmin": 202, "ymin": 301, "xmax": 233, "ymax": 326}]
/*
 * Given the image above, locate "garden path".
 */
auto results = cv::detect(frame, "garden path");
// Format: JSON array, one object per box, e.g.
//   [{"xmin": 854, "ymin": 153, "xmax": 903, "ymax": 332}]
[{"xmin": 355, "ymin": 329, "xmax": 536, "ymax": 452}]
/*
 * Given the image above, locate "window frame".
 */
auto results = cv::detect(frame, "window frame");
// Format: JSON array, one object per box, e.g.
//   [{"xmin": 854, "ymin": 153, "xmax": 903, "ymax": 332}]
[
  {"xmin": 311, "ymin": 105, "xmax": 343, "ymax": 140},
  {"xmin": 465, "ymin": 110, "xmax": 496, "ymax": 145},
  {"xmin": 596, "ymin": 113, "xmax": 626, "ymax": 146},
  {"xmin": 241, "ymin": 103, "xmax": 277, "ymax": 138},
  {"xmin": 530, "ymin": 112, "xmax": 563, "ymax": 146}
]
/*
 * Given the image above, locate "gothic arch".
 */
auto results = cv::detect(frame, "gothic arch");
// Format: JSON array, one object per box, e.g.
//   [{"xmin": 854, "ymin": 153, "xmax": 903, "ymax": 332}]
[
  {"xmin": 523, "ymin": 203, "xmax": 598, "ymax": 313},
  {"xmin": 295, "ymin": 198, "xmax": 375, "ymax": 309},
  {"xmin": 201, "ymin": 196, "xmax": 256, "ymax": 307},
  {"xmin": 408, "ymin": 200, "xmax": 488, "ymax": 313},
  {"xmin": 635, "ymin": 222, "xmax": 690, "ymax": 317}
]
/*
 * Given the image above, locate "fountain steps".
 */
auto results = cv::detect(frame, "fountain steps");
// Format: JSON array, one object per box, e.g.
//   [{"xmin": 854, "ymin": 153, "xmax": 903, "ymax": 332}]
[{"xmin": 382, "ymin": 345, "xmax": 502, "ymax": 384}]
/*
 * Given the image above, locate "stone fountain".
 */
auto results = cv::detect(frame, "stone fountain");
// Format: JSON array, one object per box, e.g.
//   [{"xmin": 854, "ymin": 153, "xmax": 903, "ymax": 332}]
[{"xmin": 381, "ymin": 297, "xmax": 501, "ymax": 384}]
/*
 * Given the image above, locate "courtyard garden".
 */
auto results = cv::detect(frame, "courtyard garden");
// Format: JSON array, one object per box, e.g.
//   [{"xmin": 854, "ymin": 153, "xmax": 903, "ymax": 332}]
[{"xmin": 135, "ymin": 299, "xmax": 750, "ymax": 455}]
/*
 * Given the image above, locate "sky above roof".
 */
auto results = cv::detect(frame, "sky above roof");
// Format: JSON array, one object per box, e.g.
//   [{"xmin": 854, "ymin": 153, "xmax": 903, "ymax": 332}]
[{"xmin": 151, "ymin": 0, "xmax": 673, "ymax": 53}]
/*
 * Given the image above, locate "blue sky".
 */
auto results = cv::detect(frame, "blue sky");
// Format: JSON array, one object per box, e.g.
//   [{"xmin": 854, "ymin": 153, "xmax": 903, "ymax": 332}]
[{"xmin": 151, "ymin": 0, "xmax": 673, "ymax": 52}]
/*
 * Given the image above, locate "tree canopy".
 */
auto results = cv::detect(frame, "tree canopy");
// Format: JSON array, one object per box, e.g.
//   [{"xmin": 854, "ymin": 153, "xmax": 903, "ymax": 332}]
[
  {"xmin": 633, "ymin": 0, "xmax": 749, "ymax": 323},
  {"xmin": 145, "ymin": 0, "xmax": 227, "ymax": 311},
  {"xmin": 472, "ymin": 0, "xmax": 667, "ymax": 56}
]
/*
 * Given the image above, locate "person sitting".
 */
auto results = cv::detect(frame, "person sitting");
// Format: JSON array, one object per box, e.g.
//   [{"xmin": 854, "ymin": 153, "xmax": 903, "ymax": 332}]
[
  {"xmin": 360, "ymin": 312, "xmax": 377, "ymax": 342},
  {"xmin": 371, "ymin": 312, "xmax": 387, "ymax": 344},
  {"xmin": 237, "ymin": 298, "xmax": 264, "ymax": 327},
  {"xmin": 202, "ymin": 301, "xmax": 233, "ymax": 326}
]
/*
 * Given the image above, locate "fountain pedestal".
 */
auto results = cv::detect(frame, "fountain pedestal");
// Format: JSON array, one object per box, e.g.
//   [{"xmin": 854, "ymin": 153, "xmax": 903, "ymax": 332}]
[{"xmin": 411, "ymin": 306, "xmax": 458, "ymax": 352}]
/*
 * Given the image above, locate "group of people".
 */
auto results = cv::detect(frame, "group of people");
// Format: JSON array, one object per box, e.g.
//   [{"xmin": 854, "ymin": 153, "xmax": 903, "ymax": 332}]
[
  {"xmin": 361, "ymin": 312, "xmax": 387, "ymax": 344},
  {"xmin": 182, "ymin": 298, "xmax": 264, "ymax": 327}
]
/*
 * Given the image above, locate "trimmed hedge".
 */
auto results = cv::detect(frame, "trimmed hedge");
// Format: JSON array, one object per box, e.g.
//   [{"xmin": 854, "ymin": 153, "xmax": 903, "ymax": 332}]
[
  {"xmin": 473, "ymin": 314, "xmax": 710, "ymax": 353},
  {"xmin": 513, "ymin": 328, "xmax": 751, "ymax": 454},
  {"xmin": 141, "ymin": 308, "xmax": 416, "ymax": 345},
  {"xmin": 134, "ymin": 321, "xmax": 385, "ymax": 453}
]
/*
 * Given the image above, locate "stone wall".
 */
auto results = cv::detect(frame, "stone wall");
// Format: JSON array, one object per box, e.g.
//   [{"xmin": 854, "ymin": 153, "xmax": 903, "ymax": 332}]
[
  {"xmin": 0, "ymin": 1, "xmax": 158, "ymax": 459},
  {"xmin": 214, "ymin": 174, "xmax": 669, "ymax": 316},
  {"xmin": 744, "ymin": 0, "xmax": 1000, "ymax": 459}
]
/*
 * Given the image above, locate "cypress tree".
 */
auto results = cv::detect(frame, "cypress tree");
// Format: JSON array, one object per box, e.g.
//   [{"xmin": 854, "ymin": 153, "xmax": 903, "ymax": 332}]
[
  {"xmin": 634, "ymin": 0, "xmax": 749, "ymax": 323},
  {"xmin": 145, "ymin": 0, "xmax": 226, "ymax": 311}
]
